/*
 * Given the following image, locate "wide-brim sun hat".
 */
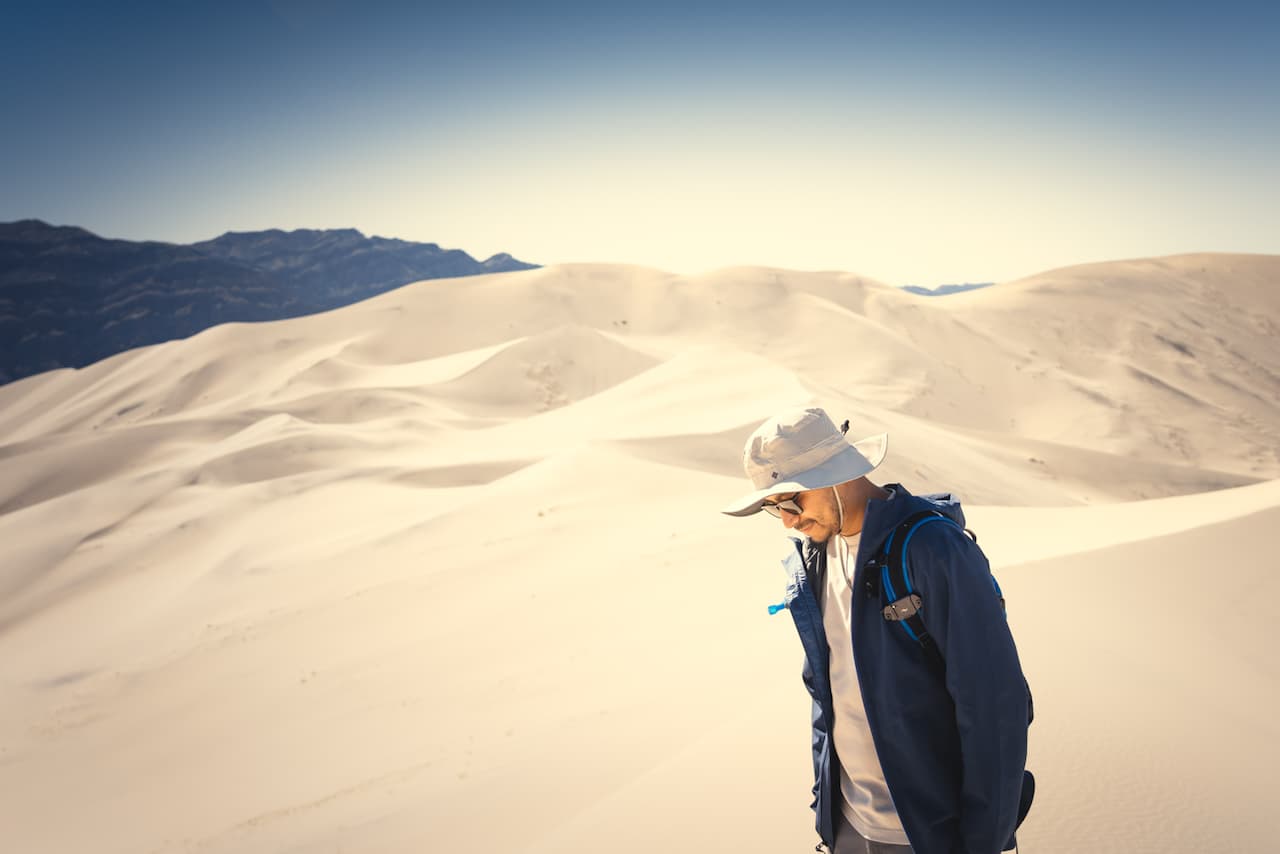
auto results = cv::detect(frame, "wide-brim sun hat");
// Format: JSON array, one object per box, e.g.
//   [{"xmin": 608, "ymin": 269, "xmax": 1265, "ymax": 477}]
[{"xmin": 721, "ymin": 406, "xmax": 887, "ymax": 517}]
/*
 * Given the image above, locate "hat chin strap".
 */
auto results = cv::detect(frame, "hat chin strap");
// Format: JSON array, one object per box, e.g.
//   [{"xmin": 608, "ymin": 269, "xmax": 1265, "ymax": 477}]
[{"xmin": 831, "ymin": 485, "xmax": 854, "ymax": 584}]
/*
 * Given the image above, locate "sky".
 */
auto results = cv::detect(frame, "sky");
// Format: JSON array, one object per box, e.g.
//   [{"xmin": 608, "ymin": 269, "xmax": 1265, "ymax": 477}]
[{"xmin": 2, "ymin": 1, "xmax": 1277, "ymax": 286}]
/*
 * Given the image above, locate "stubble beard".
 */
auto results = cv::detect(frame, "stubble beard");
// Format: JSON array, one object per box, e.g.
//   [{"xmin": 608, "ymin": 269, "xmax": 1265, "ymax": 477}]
[{"xmin": 798, "ymin": 517, "xmax": 836, "ymax": 544}]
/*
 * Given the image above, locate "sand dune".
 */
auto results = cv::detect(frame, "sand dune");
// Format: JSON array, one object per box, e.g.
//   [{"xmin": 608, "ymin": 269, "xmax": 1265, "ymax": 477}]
[
  {"xmin": 944, "ymin": 254, "xmax": 1280, "ymax": 475},
  {"xmin": 428, "ymin": 325, "xmax": 662, "ymax": 416},
  {"xmin": 1, "ymin": 254, "xmax": 1278, "ymax": 853}
]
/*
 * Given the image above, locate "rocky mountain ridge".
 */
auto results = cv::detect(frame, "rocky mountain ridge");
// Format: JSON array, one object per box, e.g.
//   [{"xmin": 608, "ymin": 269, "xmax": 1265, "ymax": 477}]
[{"xmin": 0, "ymin": 221, "xmax": 537, "ymax": 384}]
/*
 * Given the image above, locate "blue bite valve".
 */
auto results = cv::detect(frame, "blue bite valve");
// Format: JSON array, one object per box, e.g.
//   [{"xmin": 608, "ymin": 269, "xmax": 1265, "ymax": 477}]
[{"xmin": 767, "ymin": 602, "xmax": 787, "ymax": 615}]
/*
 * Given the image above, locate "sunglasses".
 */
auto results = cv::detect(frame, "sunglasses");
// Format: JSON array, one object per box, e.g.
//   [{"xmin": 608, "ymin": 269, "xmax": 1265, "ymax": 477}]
[{"xmin": 761, "ymin": 495, "xmax": 802, "ymax": 518}]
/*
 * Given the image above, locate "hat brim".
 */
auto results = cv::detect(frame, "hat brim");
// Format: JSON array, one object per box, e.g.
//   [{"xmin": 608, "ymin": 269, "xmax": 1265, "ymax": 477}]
[{"xmin": 720, "ymin": 433, "xmax": 888, "ymax": 517}]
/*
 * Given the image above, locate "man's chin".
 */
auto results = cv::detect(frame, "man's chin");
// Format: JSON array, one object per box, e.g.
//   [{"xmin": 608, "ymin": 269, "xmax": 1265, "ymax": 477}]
[{"xmin": 801, "ymin": 524, "xmax": 831, "ymax": 544}]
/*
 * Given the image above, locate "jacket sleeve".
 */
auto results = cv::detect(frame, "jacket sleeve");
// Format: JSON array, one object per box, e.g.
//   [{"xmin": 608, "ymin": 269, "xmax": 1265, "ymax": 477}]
[
  {"xmin": 803, "ymin": 660, "xmax": 823, "ymax": 807},
  {"xmin": 800, "ymin": 637, "xmax": 836, "ymax": 847},
  {"xmin": 803, "ymin": 665, "xmax": 824, "ymax": 809},
  {"xmin": 912, "ymin": 524, "xmax": 1029, "ymax": 854},
  {"xmin": 786, "ymin": 542, "xmax": 837, "ymax": 849}
]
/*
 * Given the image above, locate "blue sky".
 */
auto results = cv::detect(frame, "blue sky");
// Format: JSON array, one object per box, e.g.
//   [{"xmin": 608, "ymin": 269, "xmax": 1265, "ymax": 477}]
[{"xmin": 2, "ymin": 1, "xmax": 1277, "ymax": 285}]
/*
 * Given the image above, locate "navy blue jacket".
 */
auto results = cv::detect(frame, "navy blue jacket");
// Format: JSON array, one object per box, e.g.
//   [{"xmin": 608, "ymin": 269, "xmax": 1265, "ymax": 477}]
[{"xmin": 781, "ymin": 484, "xmax": 1031, "ymax": 854}]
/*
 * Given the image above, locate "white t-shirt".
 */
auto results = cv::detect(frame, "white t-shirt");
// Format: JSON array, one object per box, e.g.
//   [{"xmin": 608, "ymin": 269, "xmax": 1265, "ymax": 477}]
[{"xmin": 822, "ymin": 533, "xmax": 911, "ymax": 846}]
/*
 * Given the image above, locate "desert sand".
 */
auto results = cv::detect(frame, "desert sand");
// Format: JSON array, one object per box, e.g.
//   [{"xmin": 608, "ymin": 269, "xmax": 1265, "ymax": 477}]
[{"xmin": 1, "ymin": 253, "xmax": 1277, "ymax": 853}]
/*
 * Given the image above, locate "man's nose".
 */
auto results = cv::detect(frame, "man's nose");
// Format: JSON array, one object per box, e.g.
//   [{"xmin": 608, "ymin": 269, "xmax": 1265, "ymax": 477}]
[{"xmin": 782, "ymin": 511, "xmax": 800, "ymax": 529}]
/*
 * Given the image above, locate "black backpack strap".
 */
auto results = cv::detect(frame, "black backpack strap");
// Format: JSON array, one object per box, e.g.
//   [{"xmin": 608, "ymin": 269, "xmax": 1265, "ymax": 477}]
[{"xmin": 874, "ymin": 510, "xmax": 962, "ymax": 675}]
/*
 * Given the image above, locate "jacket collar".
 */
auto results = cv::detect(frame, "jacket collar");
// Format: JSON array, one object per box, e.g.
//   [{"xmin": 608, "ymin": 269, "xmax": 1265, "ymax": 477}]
[{"xmin": 798, "ymin": 483, "xmax": 966, "ymax": 565}]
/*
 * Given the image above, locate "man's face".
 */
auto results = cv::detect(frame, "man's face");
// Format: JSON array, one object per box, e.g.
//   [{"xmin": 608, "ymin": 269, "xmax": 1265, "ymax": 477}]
[{"xmin": 764, "ymin": 488, "xmax": 840, "ymax": 543}]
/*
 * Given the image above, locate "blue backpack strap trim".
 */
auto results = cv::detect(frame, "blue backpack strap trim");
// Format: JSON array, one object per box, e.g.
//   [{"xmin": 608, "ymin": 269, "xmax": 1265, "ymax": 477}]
[{"xmin": 873, "ymin": 510, "xmax": 962, "ymax": 675}]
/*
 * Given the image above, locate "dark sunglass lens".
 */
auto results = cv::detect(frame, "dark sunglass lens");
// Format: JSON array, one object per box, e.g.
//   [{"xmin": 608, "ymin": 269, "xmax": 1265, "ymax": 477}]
[{"xmin": 762, "ymin": 498, "xmax": 800, "ymax": 517}]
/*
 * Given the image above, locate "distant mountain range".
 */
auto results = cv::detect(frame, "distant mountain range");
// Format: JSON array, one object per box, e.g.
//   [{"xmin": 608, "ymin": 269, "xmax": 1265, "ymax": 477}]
[
  {"xmin": 0, "ymin": 220, "xmax": 538, "ymax": 385},
  {"xmin": 902, "ymin": 282, "xmax": 995, "ymax": 296}
]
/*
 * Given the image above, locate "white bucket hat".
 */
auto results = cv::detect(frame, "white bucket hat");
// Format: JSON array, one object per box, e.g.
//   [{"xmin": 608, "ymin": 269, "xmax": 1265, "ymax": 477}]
[{"xmin": 721, "ymin": 407, "xmax": 887, "ymax": 517}]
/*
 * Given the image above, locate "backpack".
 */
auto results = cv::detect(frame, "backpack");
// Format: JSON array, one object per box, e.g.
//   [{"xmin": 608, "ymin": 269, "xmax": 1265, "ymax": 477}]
[{"xmin": 869, "ymin": 509, "xmax": 1036, "ymax": 841}]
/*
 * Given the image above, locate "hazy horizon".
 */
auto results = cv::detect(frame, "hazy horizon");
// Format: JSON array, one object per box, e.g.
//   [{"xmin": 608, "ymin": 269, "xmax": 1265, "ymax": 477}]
[{"xmin": 3, "ymin": 0, "xmax": 1277, "ymax": 287}]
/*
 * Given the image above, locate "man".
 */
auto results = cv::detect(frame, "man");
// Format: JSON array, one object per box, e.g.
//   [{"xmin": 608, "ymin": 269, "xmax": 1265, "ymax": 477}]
[{"xmin": 722, "ymin": 407, "xmax": 1033, "ymax": 854}]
